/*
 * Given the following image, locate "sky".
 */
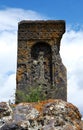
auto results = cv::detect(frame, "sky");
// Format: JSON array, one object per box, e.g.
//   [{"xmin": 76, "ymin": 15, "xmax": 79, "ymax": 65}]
[{"xmin": 0, "ymin": 0, "xmax": 83, "ymax": 117}]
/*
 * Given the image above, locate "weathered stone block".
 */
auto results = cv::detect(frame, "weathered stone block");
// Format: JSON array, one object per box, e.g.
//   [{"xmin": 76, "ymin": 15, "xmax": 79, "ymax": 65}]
[{"xmin": 16, "ymin": 20, "xmax": 67, "ymax": 103}]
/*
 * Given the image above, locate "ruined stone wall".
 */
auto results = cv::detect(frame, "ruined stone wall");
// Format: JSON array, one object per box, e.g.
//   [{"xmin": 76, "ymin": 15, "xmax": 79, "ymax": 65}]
[{"xmin": 16, "ymin": 20, "xmax": 67, "ymax": 102}]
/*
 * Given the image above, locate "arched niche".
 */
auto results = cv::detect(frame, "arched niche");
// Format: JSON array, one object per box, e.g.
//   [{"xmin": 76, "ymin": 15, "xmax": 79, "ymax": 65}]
[{"xmin": 31, "ymin": 42, "xmax": 52, "ymax": 85}]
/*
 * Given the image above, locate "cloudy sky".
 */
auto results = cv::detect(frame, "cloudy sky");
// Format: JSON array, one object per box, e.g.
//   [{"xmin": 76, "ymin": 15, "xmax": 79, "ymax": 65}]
[{"xmin": 0, "ymin": 0, "xmax": 83, "ymax": 116}]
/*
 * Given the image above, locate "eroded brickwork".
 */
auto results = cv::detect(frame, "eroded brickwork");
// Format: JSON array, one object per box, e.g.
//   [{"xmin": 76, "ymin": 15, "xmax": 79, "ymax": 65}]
[{"xmin": 16, "ymin": 20, "xmax": 67, "ymax": 102}]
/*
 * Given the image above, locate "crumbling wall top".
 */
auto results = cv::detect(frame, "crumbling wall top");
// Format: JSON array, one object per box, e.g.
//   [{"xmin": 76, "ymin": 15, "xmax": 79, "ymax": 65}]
[
  {"xmin": 18, "ymin": 20, "xmax": 65, "ymax": 41},
  {"xmin": 18, "ymin": 20, "xmax": 65, "ymax": 24}
]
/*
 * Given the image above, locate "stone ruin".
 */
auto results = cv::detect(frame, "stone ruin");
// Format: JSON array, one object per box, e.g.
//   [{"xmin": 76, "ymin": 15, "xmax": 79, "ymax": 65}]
[{"xmin": 16, "ymin": 20, "xmax": 67, "ymax": 102}]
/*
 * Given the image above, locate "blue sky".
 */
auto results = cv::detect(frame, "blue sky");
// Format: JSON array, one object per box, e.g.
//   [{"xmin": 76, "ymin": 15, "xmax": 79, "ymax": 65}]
[
  {"xmin": 0, "ymin": 0, "xmax": 83, "ymax": 117},
  {"xmin": 0, "ymin": 0, "xmax": 83, "ymax": 24}
]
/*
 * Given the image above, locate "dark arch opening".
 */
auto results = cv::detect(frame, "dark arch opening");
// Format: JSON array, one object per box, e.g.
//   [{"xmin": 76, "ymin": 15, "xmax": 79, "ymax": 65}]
[{"xmin": 31, "ymin": 42, "xmax": 51, "ymax": 59}]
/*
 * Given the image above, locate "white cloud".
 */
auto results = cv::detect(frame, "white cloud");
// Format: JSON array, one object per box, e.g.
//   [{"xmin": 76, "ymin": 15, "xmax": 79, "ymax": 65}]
[
  {"xmin": 0, "ymin": 31, "xmax": 17, "ymax": 74},
  {"xmin": 0, "ymin": 7, "xmax": 46, "ymax": 103},
  {"xmin": 0, "ymin": 8, "xmax": 46, "ymax": 31},
  {"xmin": 0, "ymin": 7, "xmax": 83, "ymax": 116},
  {"xmin": 61, "ymin": 29, "xmax": 83, "ymax": 114},
  {"xmin": 0, "ymin": 74, "xmax": 16, "ymax": 102}
]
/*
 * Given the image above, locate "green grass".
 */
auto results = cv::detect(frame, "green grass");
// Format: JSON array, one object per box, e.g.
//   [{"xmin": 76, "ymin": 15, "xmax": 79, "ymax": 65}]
[{"xmin": 16, "ymin": 85, "xmax": 46, "ymax": 103}]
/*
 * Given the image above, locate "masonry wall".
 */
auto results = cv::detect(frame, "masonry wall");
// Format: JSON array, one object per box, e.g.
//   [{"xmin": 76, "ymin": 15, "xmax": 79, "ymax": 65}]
[{"xmin": 16, "ymin": 20, "xmax": 67, "ymax": 103}]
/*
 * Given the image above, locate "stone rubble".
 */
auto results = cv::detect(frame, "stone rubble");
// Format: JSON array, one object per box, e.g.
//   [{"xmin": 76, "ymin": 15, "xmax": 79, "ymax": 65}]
[
  {"xmin": 0, "ymin": 102, "xmax": 12, "ymax": 128},
  {"xmin": 0, "ymin": 99, "xmax": 82, "ymax": 130}
]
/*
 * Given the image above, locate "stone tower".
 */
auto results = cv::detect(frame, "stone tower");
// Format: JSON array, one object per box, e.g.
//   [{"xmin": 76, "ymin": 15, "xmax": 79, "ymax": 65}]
[{"xmin": 16, "ymin": 20, "xmax": 67, "ymax": 102}]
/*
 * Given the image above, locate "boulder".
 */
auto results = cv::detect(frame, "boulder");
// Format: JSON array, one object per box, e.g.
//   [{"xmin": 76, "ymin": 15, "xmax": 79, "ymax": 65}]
[
  {"xmin": 0, "ymin": 102, "xmax": 12, "ymax": 128},
  {"xmin": 0, "ymin": 99, "xmax": 82, "ymax": 130}
]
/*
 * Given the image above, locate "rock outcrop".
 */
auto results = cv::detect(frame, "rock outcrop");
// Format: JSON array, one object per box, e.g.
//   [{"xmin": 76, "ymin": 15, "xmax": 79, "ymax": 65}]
[{"xmin": 0, "ymin": 99, "xmax": 82, "ymax": 130}]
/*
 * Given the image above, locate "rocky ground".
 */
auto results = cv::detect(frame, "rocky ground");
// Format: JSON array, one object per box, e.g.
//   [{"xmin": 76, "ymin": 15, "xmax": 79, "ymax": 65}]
[{"xmin": 0, "ymin": 99, "xmax": 82, "ymax": 130}]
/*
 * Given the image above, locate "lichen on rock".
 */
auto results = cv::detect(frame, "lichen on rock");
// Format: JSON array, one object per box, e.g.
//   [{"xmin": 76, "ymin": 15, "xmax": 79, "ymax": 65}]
[
  {"xmin": 0, "ymin": 102, "xmax": 12, "ymax": 128},
  {"xmin": 0, "ymin": 99, "xmax": 82, "ymax": 130}
]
